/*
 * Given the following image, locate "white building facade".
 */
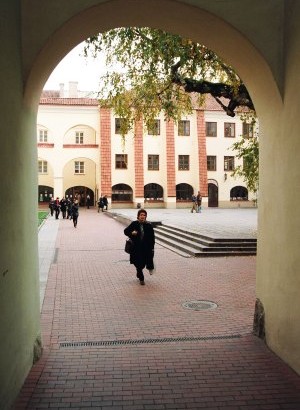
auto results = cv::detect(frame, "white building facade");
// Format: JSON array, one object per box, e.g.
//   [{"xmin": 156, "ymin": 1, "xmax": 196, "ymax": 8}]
[{"xmin": 37, "ymin": 86, "xmax": 256, "ymax": 209}]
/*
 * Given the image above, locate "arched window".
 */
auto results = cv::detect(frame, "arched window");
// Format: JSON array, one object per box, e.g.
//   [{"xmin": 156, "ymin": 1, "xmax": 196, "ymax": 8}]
[
  {"xmin": 230, "ymin": 186, "xmax": 248, "ymax": 201},
  {"xmin": 176, "ymin": 183, "xmax": 193, "ymax": 201},
  {"xmin": 112, "ymin": 184, "xmax": 133, "ymax": 202},
  {"xmin": 144, "ymin": 183, "xmax": 163, "ymax": 201}
]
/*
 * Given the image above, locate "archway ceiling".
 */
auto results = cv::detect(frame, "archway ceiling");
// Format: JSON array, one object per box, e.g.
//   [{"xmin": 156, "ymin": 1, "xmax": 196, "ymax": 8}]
[{"xmin": 23, "ymin": 0, "xmax": 283, "ymax": 118}]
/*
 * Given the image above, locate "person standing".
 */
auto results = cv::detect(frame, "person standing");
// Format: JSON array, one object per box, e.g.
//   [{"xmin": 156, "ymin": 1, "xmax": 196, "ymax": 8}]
[
  {"xmin": 86, "ymin": 194, "xmax": 91, "ymax": 209},
  {"xmin": 196, "ymin": 191, "xmax": 202, "ymax": 213},
  {"xmin": 71, "ymin": 199, "xmax": 79, "ymax": 228},
  {"xmin": 49, "ymin": 197, "xmax": 55, "ymax": 216},
  {"xmin": 54, "ymin": 197, "xmax": 60, "ymax": 219},
  {"xmin": 97, "ymin": 196, "xmax": 104, "ymax": 212},
  {"xmin": 60, "ymin": 197, "xmax": 67, "ymax": 219},
  {"xmin": 124, "ymin": 209, "xmax": 155, "ymax": 286},
  {"xmin": 191, "ymin": 194, "xmax": 197, "ymax": 213},
  {"xmin": 102, "ymin": 195, "xmax": 108, "ymax": 211}
]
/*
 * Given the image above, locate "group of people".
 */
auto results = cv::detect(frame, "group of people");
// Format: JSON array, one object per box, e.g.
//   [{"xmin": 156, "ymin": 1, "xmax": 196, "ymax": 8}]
[
  {"xmin": 97, "ymin": 195, "xmax": 108, "ymax": 212},
  {"xmin": 191, "ymin": 191, "xmax": 202, "ymax": 213},
  {"xmin": 49, "ymin": 197, "xmax": 79, "ymax": 227}
]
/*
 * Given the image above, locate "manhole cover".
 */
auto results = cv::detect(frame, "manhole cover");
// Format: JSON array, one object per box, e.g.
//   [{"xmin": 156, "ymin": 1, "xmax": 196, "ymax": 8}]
[{"xmin": 182, "ymin": 300, "xmax": 218, "ymax": 311}]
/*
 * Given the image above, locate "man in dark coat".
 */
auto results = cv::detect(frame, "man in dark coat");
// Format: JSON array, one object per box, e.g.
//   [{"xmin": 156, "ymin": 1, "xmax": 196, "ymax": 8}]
[{"xmin": 124, "ymin": 209, "xmax": 155, "ymax": 285}]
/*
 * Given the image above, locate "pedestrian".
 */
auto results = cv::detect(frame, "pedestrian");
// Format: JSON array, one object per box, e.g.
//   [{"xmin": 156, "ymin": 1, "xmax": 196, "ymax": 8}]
[
  {"xmin": 102, "ymin": 195, "xmax": 108, "ymax": 211},
  {"xmin": 49, "ymin": 197, "xmax": 55, "ymax": 216},
  {"xmin": 60, "ymin": 197, "xmax": 67, "ymax": 219},
  {"xmin": 54, "ymin": 197, "xmax": 60, "ymax": 219},
  {"xmin": 86, "ymin": 194, "xmax": 91, "ymax": 209},
  {"xmin": 66, "ymin": 198, "xmax": 72, "ymax": 219},
  {"xmin": 71, "ymin": 199, "xmax": 79, "ymax": 228},
  {"xmin": 191, "ymin": 194, "xmax": 197, "ymax": 213},
  {"xmin": 196, "ymin": 191, "xmax": 202, "ymax": 213},
  {"xmin": 124, "ymin": 209, "xmax": 155, "ymax": 286},
  {"xmin": 97, "ymin": 196, "xmax": 104, "ymax": 212}
]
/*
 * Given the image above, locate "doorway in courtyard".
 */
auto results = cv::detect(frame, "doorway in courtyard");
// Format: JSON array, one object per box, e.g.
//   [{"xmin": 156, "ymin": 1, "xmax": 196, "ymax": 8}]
[{"xmin": 65, "ymin": 186, "xmax": 94, "ymax": 206}]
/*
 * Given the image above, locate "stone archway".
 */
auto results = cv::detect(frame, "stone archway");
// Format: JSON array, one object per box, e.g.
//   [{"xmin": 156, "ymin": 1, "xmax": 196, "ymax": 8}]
[{"xmin": 4, "ymin": 2, "xmax": 300, "ymax": 408}]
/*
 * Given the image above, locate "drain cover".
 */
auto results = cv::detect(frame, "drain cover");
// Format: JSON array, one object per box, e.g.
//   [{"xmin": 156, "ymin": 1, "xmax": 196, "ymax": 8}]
[{"xmin": 182, "ymin": 300, "xmax": 218, "ymax": 311}]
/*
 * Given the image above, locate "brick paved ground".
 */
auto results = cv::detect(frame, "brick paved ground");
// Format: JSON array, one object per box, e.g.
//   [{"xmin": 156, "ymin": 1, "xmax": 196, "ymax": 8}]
[{"xmin": 15, "ymin": 209, "xmax": 300, "ymax": 409}]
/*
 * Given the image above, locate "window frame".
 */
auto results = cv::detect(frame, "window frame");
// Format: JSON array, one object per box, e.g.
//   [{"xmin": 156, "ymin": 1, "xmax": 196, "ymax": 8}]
[
  {"xmin": 147, "ymin": 119, "xmax": 161, "ymax": 136},
  {"xmin": 207, "ymin": 155, "xmax": 217, "ymax": 171},
  {"xmin": 38, "ymin": 160, "xmax": 48, "ymax": 174},
  {"xmin": 75, "ymin": 131, "xmax": 84, "ymax": 144},
  {"xmin": 178, "ymin": 120, "xmax": 190, "ymax": 136},
  {"xmin": 224, "ymin": 156, "xmax": 235, "ymax": 171},
  {"xmin": 38, "ymin": 129, "xmax": 48, "ymax": 143},
  {"xmin": 224, "ymin": 122, "xmax": 236, "ymax": 138},
  {"xmin": 115, "ymin": 154, "xmax": 128, "ymax": 169},
  {"xmin": 242, "ymin": 122, "xmax": 254, "ymax": 138},
  {"xmin": 148, "ymin": 154, "xmax": 159, "ymax": 170},
  {"xmin": 178, "ymin": 155, "xmax": 190, "ymax": 171},
  {"xmin": 74, "ymin": 160, "xmax": 85, "ymax": 174},
  {"xmin": 206, "ymin": 122, "xmax": 217, "ymax": 137}
]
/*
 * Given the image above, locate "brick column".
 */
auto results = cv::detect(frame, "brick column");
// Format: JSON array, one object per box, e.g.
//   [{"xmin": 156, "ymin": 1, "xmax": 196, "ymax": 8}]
[
  {"xmin": 100, "ymin": 108, "xmax": 112, "ymax": 197},
  {"xmin": 166, "ymin": 119, "xmax": 176, "ymax": 203},
  {"xmin": 196, "ymin": 110, "xmax": 208, "ymax": 197},
  {"xmin": 134, "ymin": 119, "xmax": 144, "ymax": 200}
]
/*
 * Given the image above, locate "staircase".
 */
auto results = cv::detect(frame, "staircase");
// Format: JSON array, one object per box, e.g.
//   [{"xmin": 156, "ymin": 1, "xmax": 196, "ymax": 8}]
[{"xmin": 154, "ymin": 224, "xmax": 257, "ymax": 257}]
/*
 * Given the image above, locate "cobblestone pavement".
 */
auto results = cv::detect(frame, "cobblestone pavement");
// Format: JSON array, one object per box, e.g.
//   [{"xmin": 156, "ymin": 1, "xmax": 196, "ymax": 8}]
[{"xmin": 14, "ymin": 208, "xmax": 300, "ymax": 409}]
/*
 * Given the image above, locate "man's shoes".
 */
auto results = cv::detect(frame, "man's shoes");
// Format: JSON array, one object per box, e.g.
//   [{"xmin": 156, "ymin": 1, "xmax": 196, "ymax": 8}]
[
  {"xmin": 148, "ymin": 269, "xmax": 154, "ymax": 275},
  {"xmin": 140, "ymin": 280, "xmax": 145, "ymax": 285}
]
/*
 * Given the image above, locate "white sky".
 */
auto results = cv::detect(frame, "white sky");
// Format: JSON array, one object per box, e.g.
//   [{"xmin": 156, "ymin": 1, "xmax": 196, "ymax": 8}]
[{"xmin": 43, "ymin": 43, "xmax": 107, "ymax": 92}]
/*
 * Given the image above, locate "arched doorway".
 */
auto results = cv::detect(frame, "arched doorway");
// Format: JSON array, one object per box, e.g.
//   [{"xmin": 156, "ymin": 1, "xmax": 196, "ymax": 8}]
[
  {"xmin": 176, "ymin": 183, "xmax": 193, "ymax": 201},
  {"xmin": 208, "ymin": 182, "xmax": 219, "ymax": 207},
  {"xmin": 65, "ymin": 186, "xmax": 94, "ymax": 206},
  {"xmin": 38, "ymin": 185, "xmax": 53, "ymax": 203}
]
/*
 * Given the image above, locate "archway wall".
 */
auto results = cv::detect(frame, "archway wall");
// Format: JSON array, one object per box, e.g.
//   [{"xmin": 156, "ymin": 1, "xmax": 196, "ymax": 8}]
[
  {"xmin": 1, "ymin": 0, "xmax": 299, "ymax": 407},
  {"xmin": 256, "ymin": 0, "xmax": 300, "ymax": 374},
  {"xmin": 0, "ymin": 2, "xmax": 41, "ymax": 407}
]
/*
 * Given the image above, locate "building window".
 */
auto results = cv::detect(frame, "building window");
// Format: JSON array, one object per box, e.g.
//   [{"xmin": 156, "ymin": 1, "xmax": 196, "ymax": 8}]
[
  {"xmin": 115, "ymin": 154, "xmax": 128, "ymax": 169},
  {"xmin": 224, "ymin": 156, "xmax": 235, "ymax": 171},
  {"xmin": 115, "ymin": 118, "xmax": 126, "ymax": 134},
  {"xmin": 224, "ymin": 122, "xmax": 235, "ymax": 138},
  {"xmin": 74, "ymin": 161, "xmax": 84, "ymax": 174},
  {"xmin": 39, "ymin": 129, "xmax": 48, "ymax": 142},
  {"xmin": 207, "ymin": 155, "xmax": 217, "ymax": 171},
  {"xmin": 242, "ymin": 122, "xmax": 254, "ymax": 138},
  {"xmin": 148, "ymin": 155, "xmax": 159, "ymax": 170},
  {"xmin": 38, "ymin": 160, "xmax": 48, "ymax": 174},
  {"xmin": 75, "ymin": 131, "xmax": 84, "ymax": 144},
  {"xmin": 206, "ymin": 122, "xmax": 217, "ymax": 137},
  {"xmin": 178, "ymin": 120, "xmax": 190, "ymax": 136},
  {"xmin": 147, "ymin": 119, "xmax": 160, "ymax": 135},
  {"xmin": 178, "ymin": 155, "xmax": 190, "ymax": 170}
]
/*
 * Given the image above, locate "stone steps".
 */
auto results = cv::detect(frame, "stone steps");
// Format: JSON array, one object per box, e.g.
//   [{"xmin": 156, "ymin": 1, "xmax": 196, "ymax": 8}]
[{"xmin": 154, "ymin": 224, "xmax": 257, "ymax": 257}]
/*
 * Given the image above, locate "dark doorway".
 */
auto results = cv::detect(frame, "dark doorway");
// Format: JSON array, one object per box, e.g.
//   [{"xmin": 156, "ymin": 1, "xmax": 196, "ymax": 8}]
[
  {"xmin": 208, "ymin": 183, "xmax": 218, "ymax": 207},
  {"xmin": 38, "ymin": 185, "xmax": 54, "ymax": 203},
  {"xmin": 65, "ymin": 186, "xmax": 94, "ymax": 206}
]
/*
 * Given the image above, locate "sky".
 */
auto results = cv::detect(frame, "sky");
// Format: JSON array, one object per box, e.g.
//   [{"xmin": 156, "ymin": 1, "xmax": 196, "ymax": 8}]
[{"xmin": 43, "ymin": 43, "xmax": 107, "ymax": 92}]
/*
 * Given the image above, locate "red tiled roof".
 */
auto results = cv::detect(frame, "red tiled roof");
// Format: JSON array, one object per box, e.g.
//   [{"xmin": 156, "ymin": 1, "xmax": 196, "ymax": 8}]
[
  {"xmin": 39, "ymin": 93, "xmax": 246, "ymax": 113},
  {"xmin": 39, "ymin": 98, "xmax": 99, "ymax": 106}
]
